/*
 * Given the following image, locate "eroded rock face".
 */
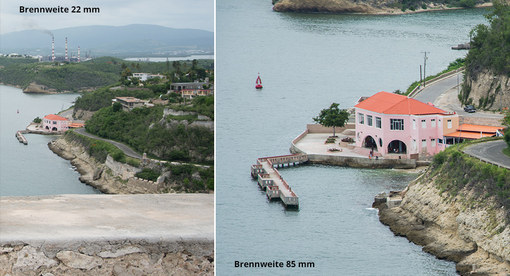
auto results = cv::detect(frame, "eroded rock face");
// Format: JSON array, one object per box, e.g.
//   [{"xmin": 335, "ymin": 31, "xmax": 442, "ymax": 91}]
[
  {"xmin": 376, "ymin": 178, "xmax": 510, "ymax": 275},
  {"xmin": 463, "ymin": 70, "xmax": 510, "ymax": 111},
  {"xmin": 12, "ymin": 245, "xmax": 58, "ymax": 273},
  {"xmin": 56, "ymin": 251, "xmax": 103, "ymax": 270}
]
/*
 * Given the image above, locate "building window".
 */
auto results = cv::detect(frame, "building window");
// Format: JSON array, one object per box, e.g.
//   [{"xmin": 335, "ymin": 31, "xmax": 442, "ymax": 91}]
[
  {"xmin": 413, "ymin": 119, "xmax": 416, "ymax": 130},
  {"xmin": 358, "ymin": 113, "xmax": 364, "ymax": 124},
  {"xmin": 376, "ymin": 117, "xmax": 381, "ymax": 128},
  {"xmin": 379, "ymin": 138, "xmax": 382, "ymax": 147},
  {"xmin": 431, "ymin": 119, "xmax": 436, "ymax": 127},
  {"xmin": 412, "ymin": 139, "xmax": 417, "ymax": 150},
  {"xmin": 421, "ymin": 119, "xmax": 426, "ymax": 128},
  {"xmin": 438, "ymin": 139, "xmax": 443, "ymax": 144},
  {"xmin": 390, "ymin": 119, "xmax": 404, "ymax": 130},
  {"xmin": 431, "ymin": 139, "xmax": 436, "ymax": 147},
  {"xmin": 367, "ymin": 115, "xmax": 373, "ymax": 126},
  {"xmin": 53, "ymin": 121, "xmax": 56, "ymax": 125},
  {"xmin": 422, "ymin": 139, "xmax": 427, "ymax": 148},
  {"xmin": 447, "ymin": 119, "xmax": 452, "ymax": 128}
]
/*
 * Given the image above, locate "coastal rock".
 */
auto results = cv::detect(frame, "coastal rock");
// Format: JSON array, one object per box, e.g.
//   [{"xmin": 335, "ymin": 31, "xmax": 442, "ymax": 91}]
[
  {"xmin": 48, "ymin": 136, "xmax": 167, "ymax": 194},
  {"xmin": 273, "ymin": 0, "xmax": 380, "ymax": 13},
  {"xmin": 376, "ymin": 177, "xmax": 510, "ymax": 274},
  {"xmin": 56, "ymin": 251, "xmax": 102, "ymax": 270},
  {"xmin": 463, "ymin": 70, "xmax": 510, "ymax": 111},
  {"xmin": 12, "ymin": 245, "xmax": 57, "ymax": 273},
  {"xmin": 98, "ymin": 246, "xmax": 143, "ymax": 258}
]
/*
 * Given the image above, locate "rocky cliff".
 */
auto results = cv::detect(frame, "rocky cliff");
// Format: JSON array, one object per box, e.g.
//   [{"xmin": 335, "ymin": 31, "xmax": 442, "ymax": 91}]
[
  {"xmin": 462, "ymin": 70, "xmax": 510, "ymax": 110},
  {"xmin": 48, "ymin": 137, "xmax": 164, "ymax": 194},
  {"xmin": 374, "ymin": 149, "xmax": 510, "ymax": 275}
]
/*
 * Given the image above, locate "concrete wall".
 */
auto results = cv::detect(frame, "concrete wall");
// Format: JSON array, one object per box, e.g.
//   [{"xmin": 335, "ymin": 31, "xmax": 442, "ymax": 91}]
[
  {"xmin": 306, "ymin": 123, "xmax": 354, "ymax": 134},
  {"xmin": 307, "ymin": 153, "xmax": 416, "ymax": 169},
  {"xmin": 460, "ymin": 115, "xmax": 504, "ymax": 127}
]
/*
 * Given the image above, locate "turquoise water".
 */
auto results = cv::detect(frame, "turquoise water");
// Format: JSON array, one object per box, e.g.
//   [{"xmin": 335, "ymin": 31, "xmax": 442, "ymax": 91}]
[
  {"xmin": 0, "ymin": 85, "xmax": 100, "ymax": 196},
  {"xmin": 216, "ymin": 1, "xmax": 488, "ymax": 275}
]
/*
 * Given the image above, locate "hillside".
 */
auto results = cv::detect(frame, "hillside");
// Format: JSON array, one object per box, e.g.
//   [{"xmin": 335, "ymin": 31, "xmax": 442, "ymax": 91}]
[
  {"xmin": 460, "ymin": 0, "xmax": 510, "ymax": 110},
  {"xmin": 0, "ymin": 56, "xmax": 213, "ymax": 92},
  {"xmin": 0, "ymin": 24, "xmax": 213, "ymax": 57},
  {"xmin": 272, "ymin": 0, "xmax": 490, "ymax": 13}
]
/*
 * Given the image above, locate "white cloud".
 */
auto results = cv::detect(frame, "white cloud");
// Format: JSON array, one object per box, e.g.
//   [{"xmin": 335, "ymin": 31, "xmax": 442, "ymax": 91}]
[{"xmin": 1, "ymin": 0, "xmax": 214, "ymax": 34}]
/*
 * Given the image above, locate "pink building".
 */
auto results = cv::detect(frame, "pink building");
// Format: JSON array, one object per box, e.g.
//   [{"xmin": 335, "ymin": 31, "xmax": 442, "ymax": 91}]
[
  {"xmin": 43, "ymin": 114, "xmax": 69, "ymax": 132},
  {"xmin": 354, "ymin": 91, "xmax": 459, "ymax": 159}
]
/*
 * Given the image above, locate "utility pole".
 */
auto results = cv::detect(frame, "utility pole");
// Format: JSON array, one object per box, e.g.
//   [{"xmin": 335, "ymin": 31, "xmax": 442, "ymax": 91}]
[
  {"xmin": 422, "ymin": 51, "xmax": 429, "ymax": 87},
  {"xmin": 420, "ymin": 65, "xmax": 422, "ymax": 88},
  {"xmin": 457, "ymin": 73, "xmax": 460, "ymax": 94}
]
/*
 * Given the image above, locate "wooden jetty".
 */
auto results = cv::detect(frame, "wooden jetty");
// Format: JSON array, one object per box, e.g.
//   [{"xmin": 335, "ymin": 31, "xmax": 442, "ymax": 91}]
[
  {"xmin": 15, "ymin": 131, "xmax": 28, "ymax": 145},
  {"xmin": 250, "ymin": 154, "xmax": 308, "ymax": 209}
]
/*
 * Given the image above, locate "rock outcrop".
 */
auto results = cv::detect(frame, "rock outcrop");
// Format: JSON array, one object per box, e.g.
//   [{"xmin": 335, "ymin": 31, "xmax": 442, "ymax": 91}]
[
  {"xmin": 272, "ymin": 0, "xmax": 490, "ymax": 14},
  {"xmin": 374, "ymin": 173, "xmax": 510, "ymax": 275},
  {"xmin": 462, "ymin": 70, "xmax": 510, "ymax": 111}
]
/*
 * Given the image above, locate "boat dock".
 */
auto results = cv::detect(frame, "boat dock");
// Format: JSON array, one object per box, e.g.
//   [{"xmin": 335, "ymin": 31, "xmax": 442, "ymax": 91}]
[
  {"xmin": 250, "ymin": 154, "xmax": 308, "ymax": 209},
  {"xmin": 15, "ymin": 131, "xmax": 28, "ymax": 145}
]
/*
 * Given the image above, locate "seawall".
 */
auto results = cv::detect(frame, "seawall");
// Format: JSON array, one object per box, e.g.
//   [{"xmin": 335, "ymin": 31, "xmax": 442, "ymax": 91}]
[
  {"xmin": 290, "ymin": 124, "xmax": 418, "ymax": 169},
  {"xmin": 0, "ymin": 194, "xmax": 214, "ymax": 275}
]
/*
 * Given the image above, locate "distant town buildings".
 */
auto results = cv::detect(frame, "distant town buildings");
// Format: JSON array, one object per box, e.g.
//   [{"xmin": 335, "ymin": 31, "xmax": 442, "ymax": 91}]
[
  {"xmin": 129, "ymin": 73, "xmax": 165, "ymax": 82},
  {"xmin": 169, "ymin": 79, "xmax": 213, "ymax": 99},
  {"xmin": 354, "ymin": 91, "xmax": 460, "ymax": 159},
  {"xmin": 170, "ymin": 79, "xmax": 210, "ymax": 91},
  {"xmin": 112, "ymin": 97, "xmax": 152, "ymax": 111},
  {"xmin": 179, "ymin": 89, "xmax": 214, "ymax": 99}
]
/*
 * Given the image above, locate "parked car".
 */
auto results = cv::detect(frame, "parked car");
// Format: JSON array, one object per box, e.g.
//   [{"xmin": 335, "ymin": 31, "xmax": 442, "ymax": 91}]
[{"xmin": 464, "ymin": 105, "xmax": 476, "ymax": 113}]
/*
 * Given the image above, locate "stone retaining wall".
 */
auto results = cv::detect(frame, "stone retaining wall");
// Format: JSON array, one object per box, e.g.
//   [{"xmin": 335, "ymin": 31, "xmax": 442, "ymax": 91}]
[{"xmin": 0, "ymin": 240, "xmax": 213, "ymax": 276}]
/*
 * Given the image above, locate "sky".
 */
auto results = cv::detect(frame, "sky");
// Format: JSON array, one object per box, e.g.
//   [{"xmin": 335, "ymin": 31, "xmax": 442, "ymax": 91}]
[{"xmin": 0, "ymin": 0, "xmax": 214, "ymax": 34}]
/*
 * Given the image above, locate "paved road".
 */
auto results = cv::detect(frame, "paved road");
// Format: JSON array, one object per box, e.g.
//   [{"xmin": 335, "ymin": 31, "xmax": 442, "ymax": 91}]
[
  {"xmin": 463, "ymin": 140, "xmax": 510, "ymax": 169},
  {"xmin": 413, "ymin": 72, "xmax": 463, "ymax": 103},
  {"xmin": 75, "ymin": 128, "xmax": 142, "ymax": 159}
]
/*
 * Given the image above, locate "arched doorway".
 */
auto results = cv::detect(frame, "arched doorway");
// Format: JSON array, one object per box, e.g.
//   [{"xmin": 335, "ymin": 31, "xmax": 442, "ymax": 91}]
[
  {"xmin": 52, "ymin": 127, "xmax": 58, "ymax": 131},
  {"xmin": 387, "ymin": 140, "xmax": 407, "ymax": 154},
  {"xmin": 363, "ymin": 136, "xmax": 377, "ymax": 150}
]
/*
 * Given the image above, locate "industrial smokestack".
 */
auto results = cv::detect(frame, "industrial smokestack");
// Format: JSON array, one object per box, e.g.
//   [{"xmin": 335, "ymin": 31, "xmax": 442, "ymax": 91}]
[
  {"xmin": 65, "ymin": 37, "xmax": 68, "ymax": 61},
  {"xmin": 51, "ymin": 36, "xmax": 55, "ymax": 62},
  {"xmin": 78, "ymin": 46, "xmax": 81, "ymax": 63}
]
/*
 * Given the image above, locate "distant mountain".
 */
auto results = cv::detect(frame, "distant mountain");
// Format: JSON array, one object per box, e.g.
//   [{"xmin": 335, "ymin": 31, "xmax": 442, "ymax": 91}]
[{"xmin": 0, "ymin": 24, "xmax": 213, "ymax": 57}]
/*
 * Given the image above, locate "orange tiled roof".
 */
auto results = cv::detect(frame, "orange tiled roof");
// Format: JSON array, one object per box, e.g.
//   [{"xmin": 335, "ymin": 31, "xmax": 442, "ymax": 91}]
[
  {"xmin": 444, "ymin": 131, "xmax": 494, "ymax": 139},
  {"xmin": 68, "ymin": 123, "xmax": 85, "ymax": 128},
  {"xmin": 458, "ymin": 124, "xmax": 504, "ymax": 134},
  {"xmin": 44, "ymin": 114, "xmax": 68, "ymax": 121},
  {"xmin": 355, "ymin": 91, "xmax": 447, "ymax": 115}
]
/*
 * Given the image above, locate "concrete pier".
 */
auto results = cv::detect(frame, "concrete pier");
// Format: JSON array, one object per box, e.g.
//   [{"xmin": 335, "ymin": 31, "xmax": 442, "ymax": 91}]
[
  {"xmin": 251, "ymin": 154, "xmax": 308, "ymax": 209},
  {"xmin": 15, "ymin": 131, "xmax": 28, "ymax": 145}
]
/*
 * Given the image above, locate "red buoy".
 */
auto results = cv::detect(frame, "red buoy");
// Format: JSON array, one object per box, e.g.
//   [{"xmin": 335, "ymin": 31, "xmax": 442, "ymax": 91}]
[{"xmin": 255, "ymin": 74, "xmax": 263, "ymax": 89}]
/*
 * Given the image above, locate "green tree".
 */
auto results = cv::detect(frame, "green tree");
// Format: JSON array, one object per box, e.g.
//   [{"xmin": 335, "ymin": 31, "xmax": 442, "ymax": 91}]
[
  {"xmin": 504, "ymin": 111, "xmax": 510, "ymax": 148},
  {"xmin": 313, "ymin": 103, "xmax": 349, "ymax": 137},
  {"xmin": 33, "ymin": 117, "xmax": 42, "ymax": 123}
]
